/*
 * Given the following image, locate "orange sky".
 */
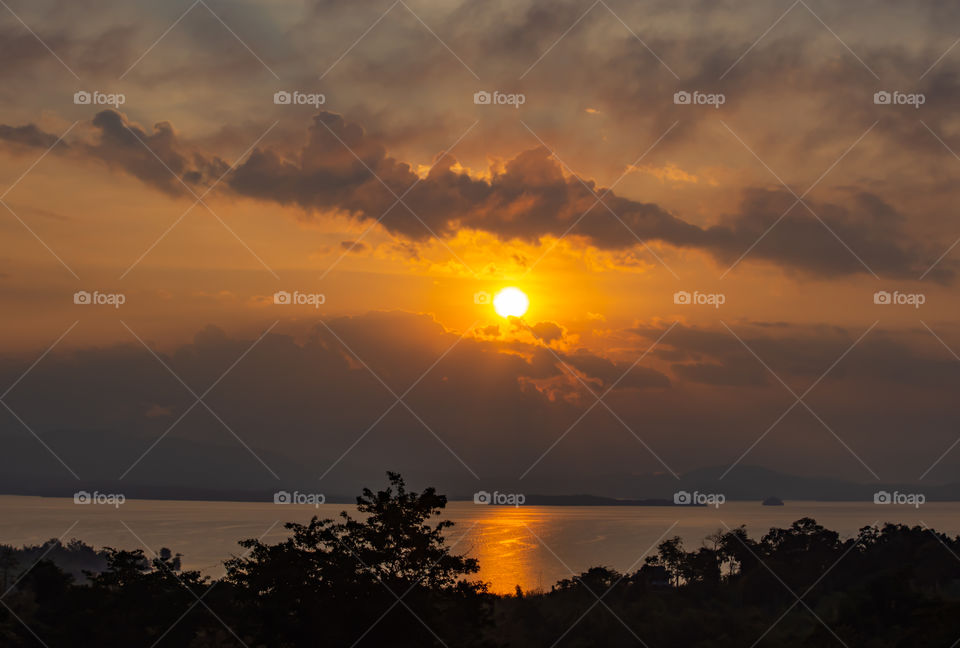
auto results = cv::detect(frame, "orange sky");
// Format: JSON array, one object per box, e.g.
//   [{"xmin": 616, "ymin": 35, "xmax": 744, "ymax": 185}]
[{"xmin": 1, "ymin": 0, "xmax": 960, "ymax": 494}]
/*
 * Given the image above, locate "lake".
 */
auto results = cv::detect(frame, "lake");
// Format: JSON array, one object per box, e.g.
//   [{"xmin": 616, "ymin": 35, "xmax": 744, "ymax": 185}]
[{"xmin": 1, "ymin": 496, "xmax": 955, "ymax": 594}]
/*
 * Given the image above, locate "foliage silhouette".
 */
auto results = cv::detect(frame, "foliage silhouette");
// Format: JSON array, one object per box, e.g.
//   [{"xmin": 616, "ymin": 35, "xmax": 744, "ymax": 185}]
[
  {"xmin": 223, "ymin": 471, "xmax": 490, "ymax": 646},
  {"xmin": 1, "ymin": 478, "xmax": 959, "ymax": 646}
]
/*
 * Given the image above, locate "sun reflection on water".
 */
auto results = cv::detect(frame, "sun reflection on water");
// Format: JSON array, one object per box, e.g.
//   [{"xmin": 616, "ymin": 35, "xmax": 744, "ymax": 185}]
[{"xmin": 465, "ymin": 506, "xmax": 547, "ymax": 594}]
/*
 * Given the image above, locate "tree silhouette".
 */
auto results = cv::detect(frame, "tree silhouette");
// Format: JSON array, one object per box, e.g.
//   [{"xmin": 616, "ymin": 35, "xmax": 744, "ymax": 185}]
[{"xmin": 224, "ymin": 471, "xmax": 490, "ymax": 647}]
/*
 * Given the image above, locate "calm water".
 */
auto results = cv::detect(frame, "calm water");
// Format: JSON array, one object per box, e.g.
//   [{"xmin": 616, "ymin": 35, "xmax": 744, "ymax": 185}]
[{"xmin": 2, "ymin": 496, "xmax": 956, "ymax": 594}]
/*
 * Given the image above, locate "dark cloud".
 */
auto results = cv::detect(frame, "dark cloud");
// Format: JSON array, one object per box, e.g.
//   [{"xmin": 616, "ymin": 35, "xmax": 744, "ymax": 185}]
[
  {"xmin": 1, "ymin": 110, "xmax": 947, "ymax": 280},
  {"xmin": 81, "ymin": 110, "xmax": 228, "ymax": 196},
  {"xmin": 634, "ymin": 321, "xmax": 960, "ymax": 390},
  {"xmin": 0, "ymin": 124, "xmax": 68, "ymax": 149},
  {"xmin": 0, "ymin": 110, "xmax": 229, "ymax": 196},
  {"xmin": 0, "ymin": 26, "xmax": 71, "ymax": 79},
  {"xmin": 479, "ymin": 324, "xmax": 500, "ymax": 337},
  {"xmin": 560, "ymin": 348, "xmax": 672, "ymax": 390},
  {"xmin": 672, "ymin": 362, "xmax": 767, "ymax": 387},
  {"xmin": 0, "ymin": 311, "xmax": 667, "ymax": 493},
  {"xmin": 1, "ymin": 313, "xmax": 959, "ymax": 492},
  {"xmin": 527, "ymin": 320, "xmax": 565, "ymax": 343},
  {"xmin": 15, "ymin": 21, "xmax": 139, "ymax": 80},
  {"xmin": 227, "ymin": 112, "xmax": 952, "ymax": 281},
  {"xmin": 703, "ymin": 188, "xmax": 949, "ymax": 281},
  {"xmin": 340, "ymin": 240, "xmax": 368, "ymax": 253}
]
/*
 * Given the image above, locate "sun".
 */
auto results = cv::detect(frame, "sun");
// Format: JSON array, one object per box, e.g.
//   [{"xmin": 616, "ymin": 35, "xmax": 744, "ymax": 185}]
[{"xmin": 493, "ymin": 287, "xmax": 529, "ymax": 318}]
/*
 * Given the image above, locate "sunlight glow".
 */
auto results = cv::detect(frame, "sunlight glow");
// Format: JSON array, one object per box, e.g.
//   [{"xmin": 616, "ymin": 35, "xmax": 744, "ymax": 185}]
[{"xmin": 493, "ymin": 287, "xmax": 529, "ymax": 318}]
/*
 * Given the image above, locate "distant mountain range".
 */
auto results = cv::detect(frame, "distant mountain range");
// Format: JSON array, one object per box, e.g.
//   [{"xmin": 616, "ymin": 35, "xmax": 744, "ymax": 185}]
[
  {"xmin": 532, "ymin": 464, "xmax": 955, "ymax": 503},
  {"xmin": 1, "ymin": 430, "xmax": 956, "ymax": 503},
  {"xmin": 489, "ymin": 494, "xmax": 680, "ymax": 506}
]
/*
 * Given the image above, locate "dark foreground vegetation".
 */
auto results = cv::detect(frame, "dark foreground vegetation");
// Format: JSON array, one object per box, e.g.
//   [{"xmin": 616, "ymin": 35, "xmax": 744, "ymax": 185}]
[{"xmin": 2, "ymin": 473, "xmax": 960, "ymax": 647}]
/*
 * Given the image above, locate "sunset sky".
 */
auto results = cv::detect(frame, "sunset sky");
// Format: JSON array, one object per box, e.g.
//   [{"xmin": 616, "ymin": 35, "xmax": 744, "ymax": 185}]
[{"xmin": 1, "ymin": 0, "xmax": 959, "ymax": 497}]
